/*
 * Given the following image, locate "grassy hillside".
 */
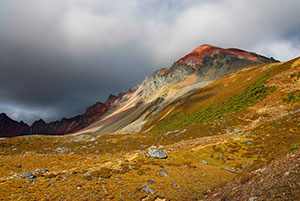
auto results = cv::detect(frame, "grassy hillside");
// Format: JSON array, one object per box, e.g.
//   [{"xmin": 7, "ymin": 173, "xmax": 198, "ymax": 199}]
[
  {"xmin": 143, "ymin": 58, "xmax": 298, "ymax": 133},
  {"xmin": 152, "ymin": 72, "xmax": 276, "ymax": 132}
]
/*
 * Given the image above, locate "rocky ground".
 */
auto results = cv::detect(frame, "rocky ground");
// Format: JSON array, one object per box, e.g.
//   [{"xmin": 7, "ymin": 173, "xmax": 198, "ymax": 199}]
[{"xmin": 0, "ymin": 103, "xmax": 299, "ymax": 200}]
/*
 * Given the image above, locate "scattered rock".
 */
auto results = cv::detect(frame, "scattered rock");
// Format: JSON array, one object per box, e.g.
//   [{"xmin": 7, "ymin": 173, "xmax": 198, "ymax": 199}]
[
  {"xmin": 147, "ymin": 147, "xmax": 167, "ymax": 159},
  {"xmin": 157, "ymin": 169, "xmax": 169, "ymax": 177},
  {"xmin": 245, "ymin": 140, "xmax": 253, "ymax": 145},
  {"xmin": 26, "ymin": 179, "xmax": 36, "ymax": 184},
  {"xmin": 38, "ymin": 168, "xmax": 48, "ymax": 173},
  {"xmin": 21, "ymin": 172, "xmax": 35, "ymax": 179},
  {"xmin": 257, "ymin": 167, "xmax": 267, "ymax": 173},
  {"xmin": 172, "ymin": 183, "xmax": 177, "ymax": 187},
  {"xmin": 146, "ymin": 179, "xmax": 155, "ymax": 184},
  {"xmin": 164, "ymin": 131, "xmax": 172, "ymax": 136},
  {"xmin": 84, "ymin": 173, "xmax": 93, "ymax": 181},
  {"xmin": 202, "ymin": 160, "xmax": 208, "ymax": 164},
  {"xmin": 248, "ymin": 197, "xmax": 258, "ymax": 201},
  {"xmin": 284, "ymin": 171, "xmax": 290, "ymax": 176},
  {"xmin": 33, "ymin": 168, "xmax": 49, "ymax": 177},
  {"xmin": 56, "ymin": 147, "xmax": 69, "ymax": 153},
  {"xmin": 141, "ymin": 185, "xmax": 156, "ymax": 194}
]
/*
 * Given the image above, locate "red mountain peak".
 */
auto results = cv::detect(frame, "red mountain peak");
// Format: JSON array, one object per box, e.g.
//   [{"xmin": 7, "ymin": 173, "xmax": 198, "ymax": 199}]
[{"xmin": 176, "ymin": 44, "xmax": 259, "ymax": 65}]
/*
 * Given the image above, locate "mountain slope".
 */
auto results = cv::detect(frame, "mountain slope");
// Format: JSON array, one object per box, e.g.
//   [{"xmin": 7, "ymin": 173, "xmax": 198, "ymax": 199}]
[{"xmin": 76, "ymin": 45, "xmax": 277, "ymax": 135}]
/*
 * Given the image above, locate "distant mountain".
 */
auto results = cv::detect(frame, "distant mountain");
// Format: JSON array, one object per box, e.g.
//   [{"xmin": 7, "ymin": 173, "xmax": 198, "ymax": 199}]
[
  {"xmin": 0, "ymin": 44, "xmax": 278, "ymax": 138},
  {"xmin": 28, "ymin": 93, "xmax": 126, "ymax": 135},
  {"xmin": 0, "ymin": 113, "xmax": 29, "ymax": 138},
  {"xmin": 0, "ymin": 93, "xmax": 127, "ymax": 137}
]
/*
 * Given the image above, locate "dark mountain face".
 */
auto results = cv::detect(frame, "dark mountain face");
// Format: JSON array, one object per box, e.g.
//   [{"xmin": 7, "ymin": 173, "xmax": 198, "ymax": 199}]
[
  {"xmin": 0, "ymin": 113, "xmax": 29, "ymax": 138},
  {"xmin": 0, "ymin": 92, "xmax": 126, "ymax": 137},
  {"xmin": 0, "ymin": 44, "xmax": 279, "ymax": 138}
]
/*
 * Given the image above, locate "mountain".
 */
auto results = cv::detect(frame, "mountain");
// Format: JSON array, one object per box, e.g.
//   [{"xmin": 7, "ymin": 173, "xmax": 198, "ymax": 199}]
[
  {"xmin": 0, "ymin": 113, "xmax": 29, "ymax": 138},
  {"xmin": 0, "ymin": 44, "xmax": 278, "ymax": 138},
  {"xmin": 75, "ymin": 44, "xmax": 277, "ymax": 135},
  {"xmin": 0, "ymin": 93, "xmax": 126, "ymax": 137},
  {"xmin": 28, "ymin": 93, "xmax": 126, "ymax": 135}
]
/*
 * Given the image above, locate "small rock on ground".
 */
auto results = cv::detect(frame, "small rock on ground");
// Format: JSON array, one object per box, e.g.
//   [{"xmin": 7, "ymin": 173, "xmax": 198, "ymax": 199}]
[
  {"xmin": 147, "ymin": 148, "xmax": 167, "ymax": 159},
  {"xmin": 146, "ymin": 179, "xmax": 155, "ymax": 184},
  {"xmin": 141, "ymin": 185, "xmax": 156, "ymax": 194},
  {"xmin": 26, "ymin": 179, "xmax": 36, "ymax": 184},
  {"xmin": 157, "ymin": 169, "xmax": 169, "ymax": 177},
  {"xmin": 202, "ymin": 160, "xmax": 208, "ymax": 164},
  {"xmin": 248, "ymin": 197, "xmax": 258, "ymax": 201},
  {"xmin": 21, "ymin": 172, "xmax": 35, "ymax": 179}
]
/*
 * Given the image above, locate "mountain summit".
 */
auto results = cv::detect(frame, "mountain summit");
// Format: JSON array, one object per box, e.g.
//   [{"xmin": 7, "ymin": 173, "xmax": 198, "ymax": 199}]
[{"xmin": 176, "ymin": 44, "xmax": 276, "ymax": 65}]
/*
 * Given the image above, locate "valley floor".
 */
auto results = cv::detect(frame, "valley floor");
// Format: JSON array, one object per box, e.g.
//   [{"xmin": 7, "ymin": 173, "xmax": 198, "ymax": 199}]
[{"xmin": 0, "ymin": 104, "xmax": 299, "ymax": 200}]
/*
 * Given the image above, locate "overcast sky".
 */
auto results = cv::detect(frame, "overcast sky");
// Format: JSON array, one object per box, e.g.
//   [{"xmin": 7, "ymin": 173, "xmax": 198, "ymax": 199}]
[{"xmin": 0, "ymin": 0, "xmax": 299, "ymax": 125}]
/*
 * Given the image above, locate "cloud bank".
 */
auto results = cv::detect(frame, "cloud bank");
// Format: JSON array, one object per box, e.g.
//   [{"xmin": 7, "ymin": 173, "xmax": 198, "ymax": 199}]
[{"xmin": 0, "ymin": 0, "xmax": 299, "ymax": 124}]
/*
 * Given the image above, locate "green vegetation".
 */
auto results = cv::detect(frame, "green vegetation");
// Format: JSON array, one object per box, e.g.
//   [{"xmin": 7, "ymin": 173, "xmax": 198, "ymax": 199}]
[
  {"xmin": 283, "ymin": 90, "xmax": 300, "ymax": 104},
  {"xmin": 154, "ymin": 72, "xmax": 276, "ymax": 132},
  {"xmin": 290, "ymin": 143, "xmax": 299, "ymax": 151},
  {"xmin": 290, "ymin": 72, "xmax": 300, "ymax": 78}
]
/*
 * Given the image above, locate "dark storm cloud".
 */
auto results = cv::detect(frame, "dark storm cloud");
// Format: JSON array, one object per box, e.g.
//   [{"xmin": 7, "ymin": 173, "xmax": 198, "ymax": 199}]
[{"xmin": 0, "ymin": 0, "xmax": 299, "ymax": 124}]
